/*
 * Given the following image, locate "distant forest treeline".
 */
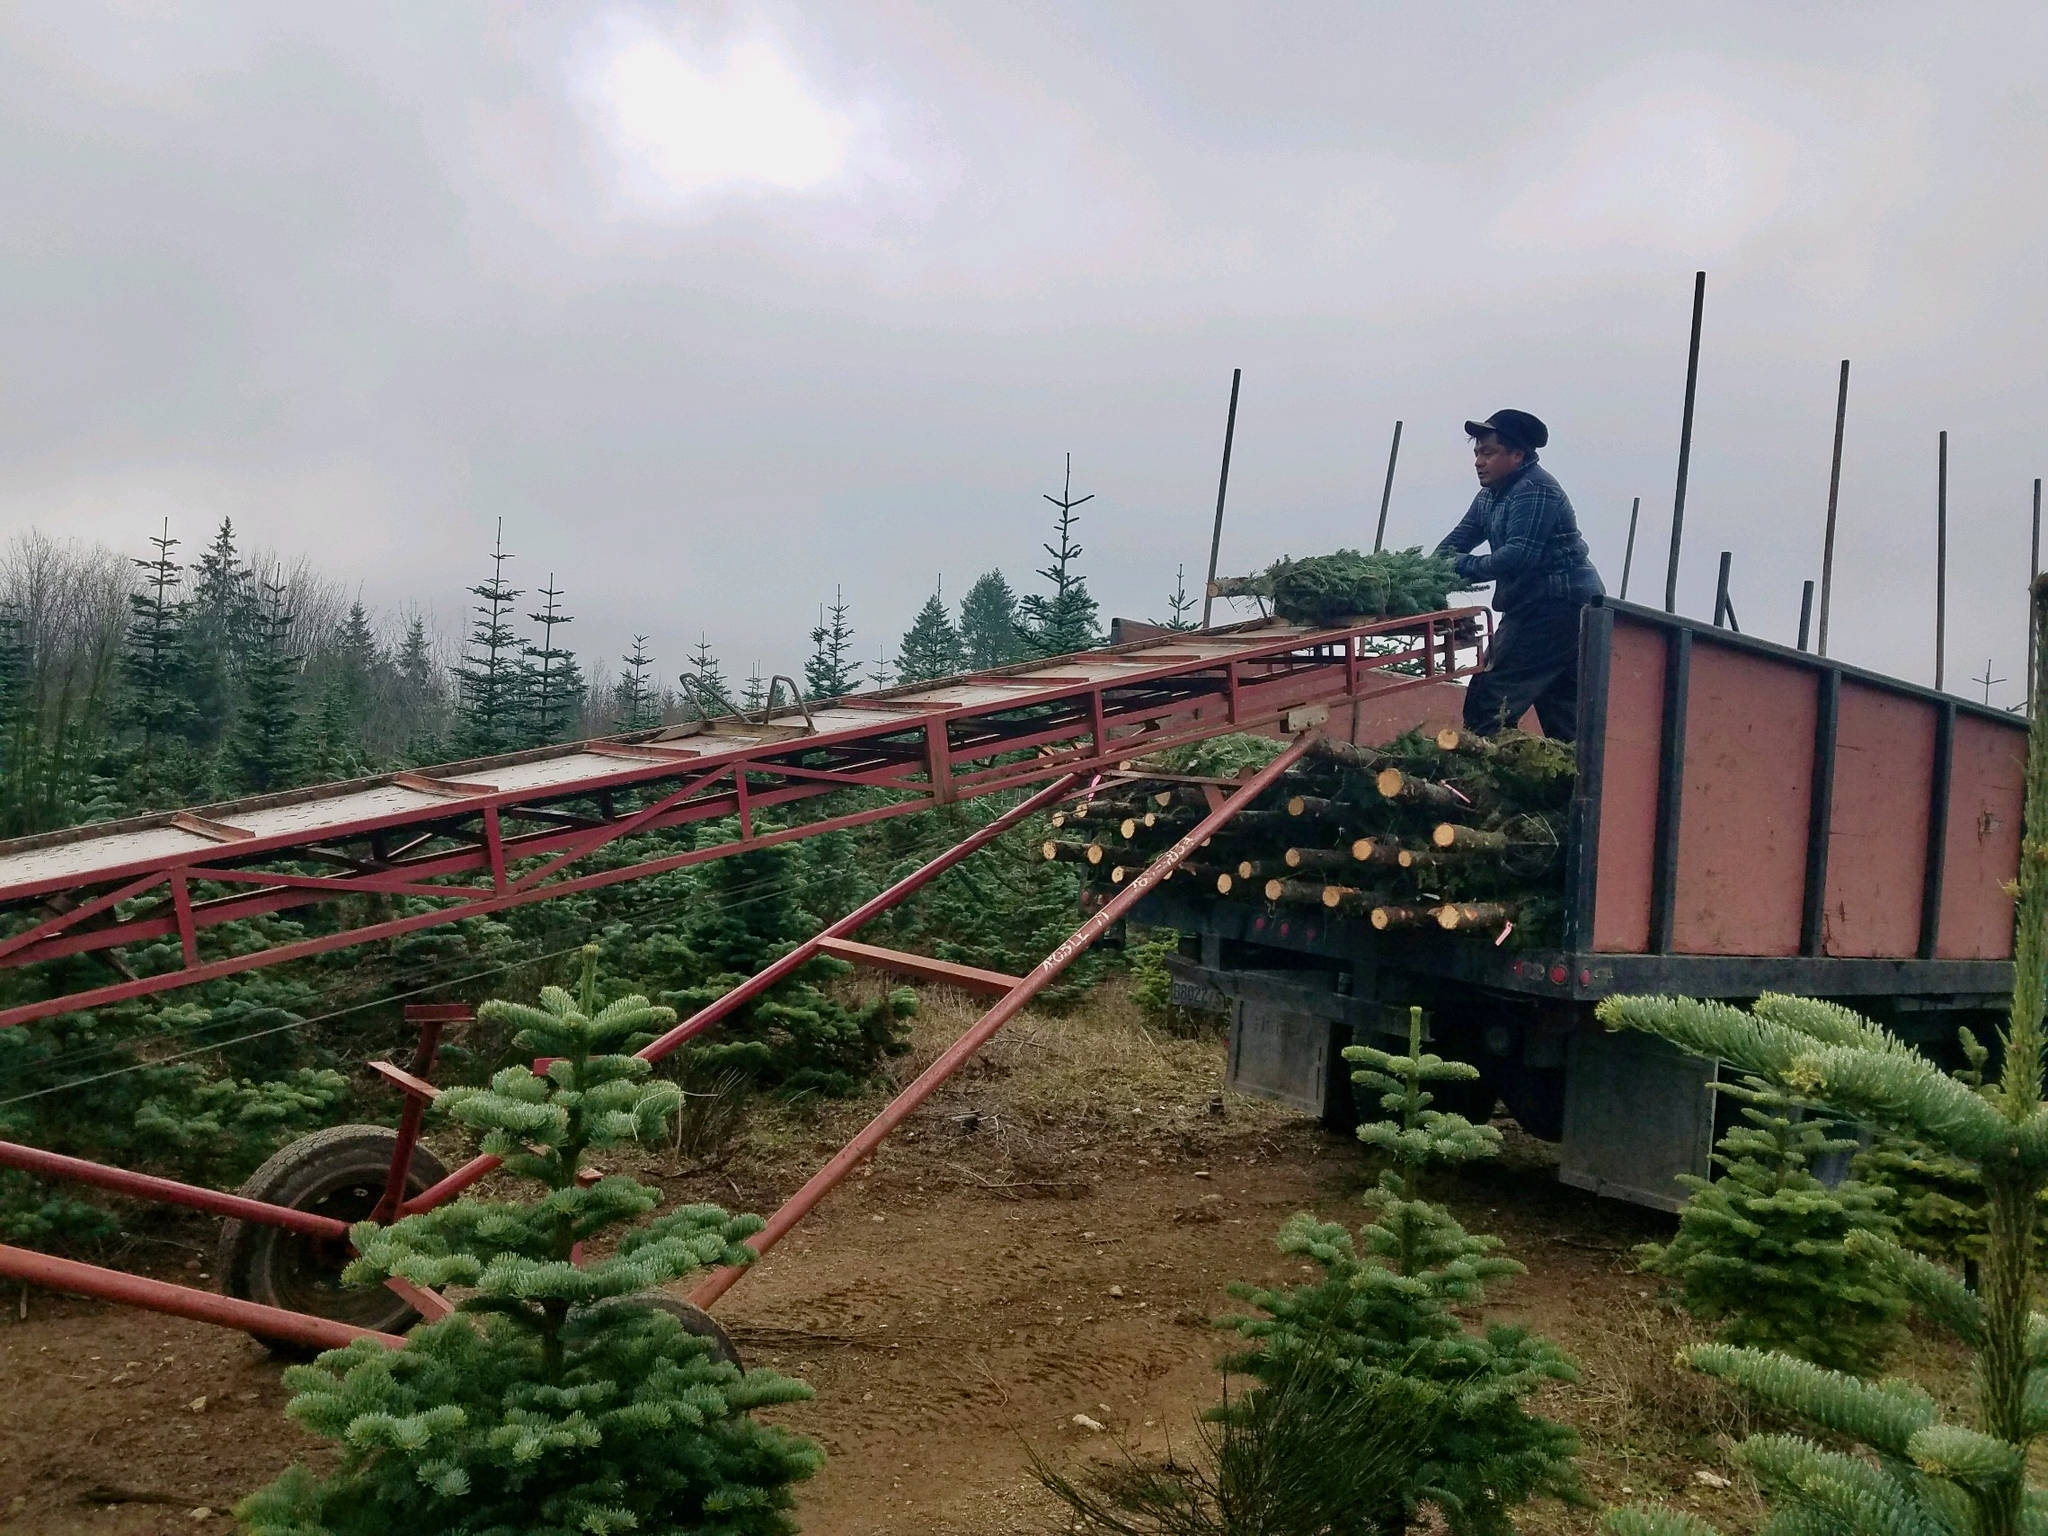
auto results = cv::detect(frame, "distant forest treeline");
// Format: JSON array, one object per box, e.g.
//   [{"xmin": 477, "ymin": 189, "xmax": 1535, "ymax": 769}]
[
  {"xmin": 0, "ymin": 474, "xmax": 1199, "ymax": 836},
  {"xmin": 0, "ymin": 475, "xmax": 1186, "ymax": 1247}
]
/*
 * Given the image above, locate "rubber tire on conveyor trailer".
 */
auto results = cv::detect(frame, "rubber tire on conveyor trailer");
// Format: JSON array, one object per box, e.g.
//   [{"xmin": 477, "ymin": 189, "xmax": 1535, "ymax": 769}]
[
  {"xmin": 217, "ymin": 1124, "xmax": 448, "ymax": 1355},
  {"xmin": 590, "ymin": 1294, "xmax": 745, "ymax": 1370}
]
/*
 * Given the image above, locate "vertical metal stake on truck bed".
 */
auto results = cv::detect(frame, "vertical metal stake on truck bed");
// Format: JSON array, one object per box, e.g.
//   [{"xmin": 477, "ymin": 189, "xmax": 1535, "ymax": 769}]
[
  {"xmin": 2030, "ymin": 478, "xmax": 2041, "ymax": 709},
  {"xmin": 1664, "ymin": 270, "xmax": 1707, "ymax": 613},
  {"xmin": 1201, "ymin": 368, "xmax": 1243, "ymax": 630},
  {"xmin": 1937, "ymin": 430, "xmax": 1949, "ymax": 691},
  {"xmin": 1817, "ymin": 359, "xmax": 1850, "ymax": 656},
  {"xmin": 1373, "ymin": 419, "xmax": 1404, "ymax": 554},
  {"xmin": 1619, "ymin": 496, "xmax": 1641, "ymax": 600}
]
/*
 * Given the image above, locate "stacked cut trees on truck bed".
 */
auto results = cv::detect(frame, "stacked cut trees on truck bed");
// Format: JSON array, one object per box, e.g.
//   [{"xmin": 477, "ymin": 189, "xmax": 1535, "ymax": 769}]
[{"xmin": 1042, "ymin": 728, "xmax": 1575, "ymax": 945}]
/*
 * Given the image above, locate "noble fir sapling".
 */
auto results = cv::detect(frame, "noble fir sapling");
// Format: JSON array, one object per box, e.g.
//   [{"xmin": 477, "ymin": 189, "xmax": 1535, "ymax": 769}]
[
  {"xmin": 237, "ymin": 948, "xmax": 821, "ymax": 1536},
  {"xmin": 1015, "ymin": 454, "xmax": 1102, "ymax": 658},
  {"xmin": 1223, "ymin": 1005, "xmax": 1582, "ymax": 1536},
  {"xmin": 956, "ymin": 569, "xmax": 1022, "ymax": 670},
  {"xmin": 804, "ymin": 587, "xmax": 858, "ymax": 700},
  {"xmin": 1851, "ymin": 1025, "xmax": 2032, "ymax": 1279},
  {"xmin": 896, "ymin": 585, "xmax": 964, "ymax": 683},
  {"xmin": 1600, "ymin": 572, "xmax": 2048, "ymax": 1536},
  {"xmin": 1638, "ymin": 1086, "xmax": 1907, "ymax": 1377},
  {"xmin": 450, "ymin": 520, "xmax": 525, "ymax": 758}
]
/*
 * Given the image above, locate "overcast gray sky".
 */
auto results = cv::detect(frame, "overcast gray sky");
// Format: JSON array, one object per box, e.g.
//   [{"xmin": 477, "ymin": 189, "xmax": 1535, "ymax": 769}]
[{"xmin": 1, "ymin": 2, "xmax": 2041, "ymax": 703}]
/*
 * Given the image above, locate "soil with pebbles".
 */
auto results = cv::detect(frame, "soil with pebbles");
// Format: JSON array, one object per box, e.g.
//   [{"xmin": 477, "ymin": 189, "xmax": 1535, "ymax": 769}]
[{"xmin": 1, "ymin": 982, "xmax": 1775, "ymax": 1534}]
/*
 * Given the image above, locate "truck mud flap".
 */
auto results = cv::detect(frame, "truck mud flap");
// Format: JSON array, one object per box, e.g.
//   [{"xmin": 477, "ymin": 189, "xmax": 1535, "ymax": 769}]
[
  {"xmin": 1226, "ymin": 998, "xmax": 1346, "ymax": 1122},
  {"xmin": 1558, "ymin": 1029, "xmax": 1716, "ymax": 1210}
]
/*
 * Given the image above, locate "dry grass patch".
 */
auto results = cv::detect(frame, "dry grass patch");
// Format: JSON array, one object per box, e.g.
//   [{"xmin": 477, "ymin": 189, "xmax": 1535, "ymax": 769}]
[{"xmin": 636, "ymin": 974, "xmax": 1299, "ymax": 1207}]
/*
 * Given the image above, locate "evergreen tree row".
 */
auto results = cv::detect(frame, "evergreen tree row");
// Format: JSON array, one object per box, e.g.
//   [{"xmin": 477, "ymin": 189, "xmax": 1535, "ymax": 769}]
[{"xmin": 0, "ymin": 453, "xmax": 1160, "ymax": 1250}]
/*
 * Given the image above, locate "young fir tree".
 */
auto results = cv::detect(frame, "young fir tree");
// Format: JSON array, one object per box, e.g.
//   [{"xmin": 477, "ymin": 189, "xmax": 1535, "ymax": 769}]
[
  {"xmin": 609, "ymin": 636, "xmax": 659, "ymax": 732},
  {"xmin": 1852, "ymin": 1027, "xmax": 1999, "ymax": 1276},
  {"xmin": 521, "ymin": 576, "xmax": 582, "ymax": 746},
  {"xmin": 123, "ymin": 521, "xmax": 195, "ymax": 790},
  {"xmin": 1600, "ymin": 575, "xmax": 2048, "ymax": 1536},
  {"xmin": 1638, "ymin": 1087, "xmax": 1906, "ymax": 1377},
  {"xmin": 393, "ymin": 613, "xmax": 446, "ymax": 759},
  {"xmin": 804, "ymin": 587, "xmax": 858, "ymax": 699},
  {"xmin": 0, "ymin": 596, "xmax": 97, "ymax": 838},
  {"xmin": 741, "ymin": 662, "xmax": 767, "ymax": 717},
  {"xmin": 333, "ymin": 602, "xmax": 381, "ymax": 726},
  {"xmin": 1157, "ymin": 563, "xmax": 1199, "ymax": 631},
  {"xmin": 682, "ymin": 633, "xmax": 734, "ymax": 720},
  {"xmin": 303, "ymin": 602, "xmax": 382, "ymax": 776},
  {"xmin": 236, "ymin": 949, "xmax": 821, "ymax": 1536},
  {"xmin": 957, "ymin": 569, "xmax": 1021, "ymax": 670},
  {"xmin": 230, "ymin": 580, "xmax": 302, "ymax": 793},
  {"xmin": 451, "ymin": 521, "xmax": 524, "ymax": 758},
  {"xmin": 898, "ymin": 584, "xmax": 963, "ymax": 683},
  {"xmin": 649, "ymin": 847, "xmax": 916, "ymax": 1097},
  {"xmin": 0, "ymin": 602, "xmax": 30, "ymax": 832},
  {"xmin": 1016, "ymin": 455, "xmax": 1103, "ymax": 658},
  {"xmin": 301, "ymin": 679, "xmax": 366, "ymax": 783},
  {"xmin": 866, "ymin": 648, "xmax": 893, "ymax": 690},
  {"xmin": 872, "ymin": 814, "xmax": 1109, "ymax": 1006},
  {"xmin": 1224, "ymin": 1006, "xmax": 1581, "ymax": 1535},
  {"xmin": 184, "ymin": 517, "xmax": 256, "ymax": 752}
]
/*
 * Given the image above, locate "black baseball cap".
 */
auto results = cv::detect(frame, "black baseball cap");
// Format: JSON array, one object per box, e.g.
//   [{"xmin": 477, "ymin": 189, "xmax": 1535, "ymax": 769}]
[{"xmin": 1463, "ymin": 410, "xmax": 1548, "ymax": 451}]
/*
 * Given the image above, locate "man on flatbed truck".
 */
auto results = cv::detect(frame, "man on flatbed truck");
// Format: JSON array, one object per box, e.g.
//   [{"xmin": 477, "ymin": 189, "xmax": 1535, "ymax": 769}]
[{"xmin": 1435, "ymin": 409, "xmax": 1604, "ymax": 741}]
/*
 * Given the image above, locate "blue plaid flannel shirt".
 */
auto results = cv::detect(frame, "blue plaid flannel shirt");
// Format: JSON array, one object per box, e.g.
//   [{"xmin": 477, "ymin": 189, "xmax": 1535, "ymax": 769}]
[{"xmin": 1433, "ymin": 455, "xmax": 1604, "ymax": 613}]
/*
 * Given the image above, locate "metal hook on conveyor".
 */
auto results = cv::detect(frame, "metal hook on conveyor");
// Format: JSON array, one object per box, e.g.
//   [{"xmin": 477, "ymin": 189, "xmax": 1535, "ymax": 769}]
[
  {"xmin": 757, "ymin": 675, "xmax": 815, "ymax": 733},
  {"xmin": 674, "ymin": 674, "xmax": 718, "ymax": 722}
]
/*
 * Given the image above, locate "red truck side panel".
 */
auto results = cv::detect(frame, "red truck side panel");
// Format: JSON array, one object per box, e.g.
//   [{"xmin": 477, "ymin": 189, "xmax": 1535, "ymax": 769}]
[
  {"xmin": 1584, "ymin": 609, "xmax": 2021, "ymax": 964},
  {"xmin": 1591, "ymin": 620, "xmax": 1665, "ymax": 952},
  {"xmin": 1822, "ymin": 683, "xmax": 1936, "ymax": 957},
  {"xmin": 1670, "ymin": 645, "xmax": 1818, "ymax": 956},
  {"xmin": 1938, "ymin": 713, "xmax": 2025, "ymax": 960}
]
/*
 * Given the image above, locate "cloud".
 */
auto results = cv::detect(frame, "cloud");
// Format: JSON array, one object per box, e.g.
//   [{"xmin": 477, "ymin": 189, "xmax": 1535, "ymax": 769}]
[
  {"xmin": 572, "ymin": 16, "xmax": 865, "ymax": 210},
  {"xmin": 1491, "ymin": 55, "xmax": 1929, "ymax": 279}
]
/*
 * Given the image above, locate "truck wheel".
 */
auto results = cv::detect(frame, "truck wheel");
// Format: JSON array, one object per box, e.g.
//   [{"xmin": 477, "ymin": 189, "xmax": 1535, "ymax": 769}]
[
  {"xmin": 1498, "ymin": 1067, "xmax": 1566, "ymax": 1141},
  {"xmin": 1428, "ymin": 1070, "xmax": 1501, "ymax": 1124},
  {"xmin": 218, "ymin": 1125, "xmax": 448, "ymax": 1354}
]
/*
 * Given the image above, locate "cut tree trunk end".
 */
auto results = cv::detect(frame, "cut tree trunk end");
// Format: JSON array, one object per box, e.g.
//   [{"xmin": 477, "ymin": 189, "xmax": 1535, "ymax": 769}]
[
  {"xmin": 1263, "ymin": 878, "xmax": 1330, "ymax": 906},
  {"xmin": 1284, "ymin": 847, "xmax": 1357, "ymax": 874},
  {"xmin": 1307, "ymin": 737, "xmax": 1381, "ymax": 769},
  {"xmin": 1435, "ymin": 727, "xmax": 1499, "ymax": 757},
  {"xmin": 1432, "ymin": 823, "xmax": 1509, "ymax": 851},
  {"xmin": 1041, "ymin": 841, "xmax": 1105, "ymax": 864},
  {"xmin": 1434, "ymin": 902, "xmax": 1513, "ymax": 931},
  {"xmin": 1374, "ymin": 768, "xmax": 1474, "ymax": 811},
  {"xmin": 1372, "ymin": 905, "xmax": 1433, "ymax": 930}
]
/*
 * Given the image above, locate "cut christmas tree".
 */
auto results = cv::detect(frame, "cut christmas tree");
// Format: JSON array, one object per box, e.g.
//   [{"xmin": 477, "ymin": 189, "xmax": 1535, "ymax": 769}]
[
  {"xmin": 1208, "ymin": 547, "xmax": 1462, "ymax": 626},
  {"xmin": 1058, "ymin": 727, "xmax": 1574, "ymax": 948}
]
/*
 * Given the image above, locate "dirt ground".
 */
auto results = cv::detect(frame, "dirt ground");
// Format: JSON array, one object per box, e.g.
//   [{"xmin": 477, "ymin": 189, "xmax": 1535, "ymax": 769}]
[{"xmin": 0, "ymin": 980, "xmax": 1788, "ymax": 1534}]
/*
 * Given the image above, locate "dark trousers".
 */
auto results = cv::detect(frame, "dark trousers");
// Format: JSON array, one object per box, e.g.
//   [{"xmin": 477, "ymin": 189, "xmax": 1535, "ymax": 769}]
[{"xmin": 1462, "ymin": 601, "xmax": 1586, "ymax": 741}]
